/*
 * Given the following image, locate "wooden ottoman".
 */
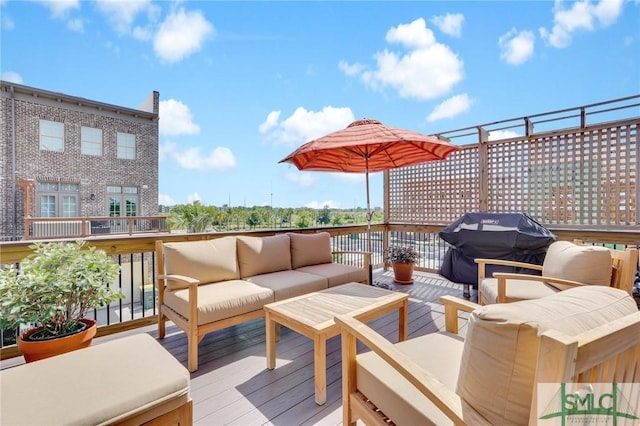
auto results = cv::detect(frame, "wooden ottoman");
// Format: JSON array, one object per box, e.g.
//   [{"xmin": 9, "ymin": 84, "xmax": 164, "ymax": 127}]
[{"xmin": 0, "ymin": 333, "xmax": 192, "ymax": 425}]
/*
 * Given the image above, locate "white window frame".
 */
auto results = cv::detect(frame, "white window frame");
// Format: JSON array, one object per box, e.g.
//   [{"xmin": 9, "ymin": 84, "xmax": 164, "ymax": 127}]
[
  {"xmin": 81, "ymin": 126, "xmax": 103, "ymax": 156},
  {"xmin": 117, "ymin": 132, "xmax": 136, "ymax": 160},
  {"xmin": 39, "ymin": 120, "xmax": 64, "ymax": 152},
  {"xmin": 36, "ymin": 182, "xmax": 79, "ymax": 217}
]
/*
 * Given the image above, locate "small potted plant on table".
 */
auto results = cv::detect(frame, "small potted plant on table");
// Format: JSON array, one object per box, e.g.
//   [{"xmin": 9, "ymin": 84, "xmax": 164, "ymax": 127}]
[
  {"xmin": 0, "ymin": 240, "xmax": 122, "ymax": 362},
  {"xmin": 388, "ymin": 245, "xmax": 420, "ymax": 284}
]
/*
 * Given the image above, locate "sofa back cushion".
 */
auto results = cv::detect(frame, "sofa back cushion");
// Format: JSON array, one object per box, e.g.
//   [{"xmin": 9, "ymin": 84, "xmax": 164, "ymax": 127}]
[
  {"xmin": 237, "ymin": 234, "xmax": 291, "ymax": 278},
  {"xmin": 289, "ymin": 232, "xmax": 333, "ymax": 269},
  {"xmin": 456, "ymin": 286, "xmax": 637, "ymax": 426},
  {"xmin": 162, "ymin": 237, "xmax": 239, "ymax": 289},
  {"xmin": 542, "ymin": 240, "xmax": 612, "ymax": 290}
]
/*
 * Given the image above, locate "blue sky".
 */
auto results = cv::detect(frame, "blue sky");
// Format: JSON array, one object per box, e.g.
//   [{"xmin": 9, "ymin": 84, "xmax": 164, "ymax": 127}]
[{"xmin": 1, "ymin": 0, "xmax": 638, "ymax": 210}]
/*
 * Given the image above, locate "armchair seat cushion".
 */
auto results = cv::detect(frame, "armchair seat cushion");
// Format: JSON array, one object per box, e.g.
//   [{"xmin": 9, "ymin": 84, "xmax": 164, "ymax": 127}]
[
  {"xmin": 479, "ymin": 277, "xmax": 558, "ymax": 304},
  {"xmin": 164, "ymin": 280, "xmax": 274, "ymax": 325},
  {"xmin": 457, "ymin": 286, "xmax": 638, "ymax": 426},
  {"xmin": 357, "ymin": 332, "xmax": 465, "ymax": 426},
  {"xmin": 296, "ymin": 263, "xmax": 367, "ymax": 287},
  {"xmin": 245, "ymin": 270, "xmax": 328, "ymax": 301}
]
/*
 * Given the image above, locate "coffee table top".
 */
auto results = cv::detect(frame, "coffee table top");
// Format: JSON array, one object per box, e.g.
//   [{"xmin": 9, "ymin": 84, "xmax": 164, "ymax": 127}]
[{"xmin": 264, "ymin": 282, "xmax": 408, "ymax": 333}]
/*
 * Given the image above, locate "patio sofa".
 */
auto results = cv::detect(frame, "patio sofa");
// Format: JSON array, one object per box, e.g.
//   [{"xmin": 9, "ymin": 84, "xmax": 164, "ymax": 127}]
[
  {"xmin": 155, "ymin": 231, "xmax": 370, "ymax": 372},
  {"xmin": 0, "ymin": 333, "xmax": 192, "ymax": 425}
]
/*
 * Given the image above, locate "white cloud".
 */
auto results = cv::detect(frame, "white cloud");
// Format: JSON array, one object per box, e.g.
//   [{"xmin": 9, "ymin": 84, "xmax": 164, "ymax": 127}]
[
  {"xmin": 306, "ymin": 200, "xmax": 340, "ymax": 209},
  {"xmin": 258, "ymin": 111, "xmax": 281, "ymax": 134},
  {"xmin": 153, "ymin": 8, "xmax": 214, "ymax": 63},
  {"xmin": 187, "ymin": 192, "xmax": 201, "ymax": 203},
  {"xmin": 67, "ymin": 18, "xmax": 83, "ymax": 32},
  {"xmin": 499, "ymin": 29, "xmax": 535, "ymax": 65},
  {"xmin": 159, "ymin": 99, "xmax": 200, "ymax": 136},
  {"xmin": 261, "ymin": 106, "xmax": 355, "ymax": 146},
  {"xmin": 158, "ymin": 193, "xmax": 175, "ymax": 206},
  {"xmin": 160, "ymin": 142, "xmax": 236, "ymax": 171},
  {"xmin": 2, "ymin": 13, "xmax": 15, "ymax": 31},
  {"xmin": 338, "ymin": 60, "xmax": 365, "ymax": 77},
  {"xmin": 95, "ymin": 0, "xmax": 152, "ymax": 34},
  {"xmin": 426, "ymin": 94, "xmax": 473, "ymax": 122},
  {"xmin": 285, "ymin": 172, "xmax": 315, "ymax": 187},
  {"xmin": 173, "ymin": 147, "xmax": 236, "ymax": 171},
  {"xmin": 488, "ymin": 130, "xmax": 521, "ymax": 141},
  {"xmin": 1, "ymin": 71, "xmax": 23, "ymax": 84},
  {"xmin": 540, "ymin": 0, "xmax": 623, "ymax": 48},
  {"xmin": 430, "ymin": 13, "xmax": 464, "ymax": 38},
  {"xmin": 386, "ymin": 17, "xmax": 436, "ymax": 49},
  {"xmin": 361, "ymin": 18, "xmax": 463, "ymax": 101},
  {"xmin": 37, "ymin": 0, "xmax": 79, "ymax": 18}
]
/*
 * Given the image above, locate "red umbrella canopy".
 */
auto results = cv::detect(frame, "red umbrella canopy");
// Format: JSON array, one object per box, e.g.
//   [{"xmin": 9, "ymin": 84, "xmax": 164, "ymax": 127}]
[{"xmin": 279, "ymin": 118, "xmax": 459, "ymax": 172}]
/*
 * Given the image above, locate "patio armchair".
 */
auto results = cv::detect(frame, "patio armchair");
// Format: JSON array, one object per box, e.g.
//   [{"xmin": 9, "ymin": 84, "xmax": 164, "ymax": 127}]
[
  {"xmin": 476, "ymin": 240, "xmax": 638, "ymax": 305},
  {"xmin": 337, "ymin": 285, "xmax": 640, "ymax": 425}
]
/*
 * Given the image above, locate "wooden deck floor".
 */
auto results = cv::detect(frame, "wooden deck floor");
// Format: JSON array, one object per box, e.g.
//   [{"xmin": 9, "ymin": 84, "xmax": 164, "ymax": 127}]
[{"xmin": 2, "ymin": 270, "xmax": 477, "ymax": 425}]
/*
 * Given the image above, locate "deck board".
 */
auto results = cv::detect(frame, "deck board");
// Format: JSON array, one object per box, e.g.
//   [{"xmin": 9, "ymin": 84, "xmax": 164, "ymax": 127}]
[{"xmin": 1, "ymin": 270, "xmax": 476, "ymax": 425}]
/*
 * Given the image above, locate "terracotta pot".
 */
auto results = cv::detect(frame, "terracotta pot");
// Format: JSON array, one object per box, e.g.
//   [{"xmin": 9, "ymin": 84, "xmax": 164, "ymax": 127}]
[
  {"xmin": 17, "ymin": 318, "xmax": 97, "ymax": 363},
  {"xmin": 392, "ymin": 262, "xmax": 415, "ymax": 284}
]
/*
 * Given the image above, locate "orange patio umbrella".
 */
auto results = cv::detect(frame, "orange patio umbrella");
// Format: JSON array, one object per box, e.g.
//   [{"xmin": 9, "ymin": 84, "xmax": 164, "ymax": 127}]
[{"xmin": 279, "ymin": 118, "xmax": 459, "ymax": 282}]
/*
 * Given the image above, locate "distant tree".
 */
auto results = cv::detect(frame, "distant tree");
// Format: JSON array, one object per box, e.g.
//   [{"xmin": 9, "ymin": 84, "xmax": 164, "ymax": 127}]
[
  {"xmin": 246, "ymin": 210, "xmax": 262, "ymax": 229},
  {"xmin": 331, "ymin": 212, "xmax": 344, "ymax": 226},
  {"xmin": 317, "ymin": 205, "xmax": 332, "ymax": 225},
  {"xmin": 168, "ymin": 200, "xmax": 215, "ymax": 233},
  {"xmin": 295, "ymin": 211, "xmax": 311, "ymax": 228}
]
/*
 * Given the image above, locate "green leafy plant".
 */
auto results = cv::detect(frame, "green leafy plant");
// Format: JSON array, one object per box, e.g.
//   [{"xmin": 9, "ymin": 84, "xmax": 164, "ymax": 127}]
[
  {"xmin": 0, "ymin": 240, "xmax": 122, "ymax": 339},
  {"xmin": 387, "ymin": 245, "xmax": 420, "ymax": 264}
]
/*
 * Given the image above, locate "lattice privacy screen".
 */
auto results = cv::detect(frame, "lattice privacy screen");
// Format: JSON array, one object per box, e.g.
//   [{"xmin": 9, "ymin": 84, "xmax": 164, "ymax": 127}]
[{"xmin": 388, "ymin": 120, "xmax": 638, "ymax": 229}]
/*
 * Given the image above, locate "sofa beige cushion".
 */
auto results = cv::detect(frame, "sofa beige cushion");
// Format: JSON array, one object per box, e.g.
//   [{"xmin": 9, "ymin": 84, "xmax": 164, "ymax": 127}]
[
  {"xmin": 164, "ymin": 280, "xmax": 274, "ymax": 325},
  {"xmin": 0, "ymin": 334, "xmax": 190, "ymax": 425},
  {"xmin": 357, "ymin": 332, "xmax": 465, "ymax": 425},
  {"xmin": 237, "ymin": 234, "xmax": 292, "ymax": 278},
  {"xmin": 163, "ymin": 237, "xmax": 239, "ymax": 290},
  {"xmin": 457, "ymin": 286, "xmax": 638, "ymax": 425},
  {"xmin": 542, "ymin": 240, "xmax": 612, "ymax": 290},
  {"xmin": 246, "ymin": 270, "xmax": 327, "ymax": 301},
  {"xmin": 289, "ymin": 232, "xmax": 333, "ymax": 269},
  {"xmin": 296, "ymin": 263, "xmax": 367, "ymax": 287}
]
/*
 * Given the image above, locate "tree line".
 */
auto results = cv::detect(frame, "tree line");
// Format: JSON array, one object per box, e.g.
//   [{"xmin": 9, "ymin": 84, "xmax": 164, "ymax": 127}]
[{"xmin": 165, "ymin": 201, "xmax": 384, "ymax": 233}]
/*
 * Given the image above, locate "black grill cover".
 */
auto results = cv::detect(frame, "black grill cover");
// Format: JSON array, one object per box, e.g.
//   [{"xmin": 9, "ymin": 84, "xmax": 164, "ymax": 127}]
[{"xmin": 438, "ymin": 213, "xmax": 556, "ymax": 287}]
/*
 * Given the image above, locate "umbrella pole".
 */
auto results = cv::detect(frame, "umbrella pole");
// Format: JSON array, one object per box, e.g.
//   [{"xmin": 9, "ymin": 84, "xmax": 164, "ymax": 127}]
[{"xmin": 365, "ymin": 158, "xmax": 373, "ymax": 285}]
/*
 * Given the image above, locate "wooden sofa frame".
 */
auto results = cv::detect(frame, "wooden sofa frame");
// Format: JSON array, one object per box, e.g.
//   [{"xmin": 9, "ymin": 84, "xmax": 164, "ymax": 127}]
[{"xmin": 155, "ymin": 238, "xmax": 371, "ymax": 372}]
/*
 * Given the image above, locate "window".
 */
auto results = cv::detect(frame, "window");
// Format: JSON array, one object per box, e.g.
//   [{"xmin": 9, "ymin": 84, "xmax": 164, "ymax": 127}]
[
  {"xmin": 107, "ymin": 186, "xmax": 138, "ymax": 217},
  {"xmin": 117, "ymin": 132, "xmax": 136, "ymax": 159},
  {"xmin": 81, "ymin": 127, "xmax": 102, "ymax": 156},
  {"xmin": 39, "ymin": 120, "xmax": 64, "ymax": 152},
  {"xmin": 36, "ymin": 182, "xmax": 79, "ymax": 217}
]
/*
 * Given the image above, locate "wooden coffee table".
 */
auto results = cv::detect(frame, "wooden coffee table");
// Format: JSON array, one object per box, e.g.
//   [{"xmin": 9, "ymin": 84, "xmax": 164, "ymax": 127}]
[{"xmin": 264, "ymin": 282, "xmax": 409, "ymax": 405}]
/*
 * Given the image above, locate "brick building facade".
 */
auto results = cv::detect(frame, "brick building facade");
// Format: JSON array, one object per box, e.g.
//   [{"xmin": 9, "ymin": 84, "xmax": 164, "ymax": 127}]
[{"xmin": 0, "ymin": 81, "xmax": 159, "ymax": 241}]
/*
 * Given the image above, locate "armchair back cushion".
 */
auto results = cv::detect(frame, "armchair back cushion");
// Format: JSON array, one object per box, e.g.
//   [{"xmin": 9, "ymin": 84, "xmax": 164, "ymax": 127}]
[
  {"xmin": 237, "ymin": 234, "xmax": 292, "ymax": 278},
  {"xmin": 542, "ymin": 240, "xmax": 612, "ymax": 290},
  {"xmin": 457, "ymin": 286, "xmax": 637, "ymax": 425},
  {"xmin": 289, "ymin": 232, "xmax": 333, "ymax": 269},
  {"xmin": 163, "ymin": 237, "xmax": 239, "ymax": 290}
]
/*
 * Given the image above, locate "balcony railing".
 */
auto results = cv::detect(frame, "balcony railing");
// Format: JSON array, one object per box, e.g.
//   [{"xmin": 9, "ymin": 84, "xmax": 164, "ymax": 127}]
[
  {"xmin": 23, "ymin": 215, "xmax": 169, "ymax": 240},
  {"xmin": 1, "ymin": 224, "xmax": 638, "ymax": 359}
]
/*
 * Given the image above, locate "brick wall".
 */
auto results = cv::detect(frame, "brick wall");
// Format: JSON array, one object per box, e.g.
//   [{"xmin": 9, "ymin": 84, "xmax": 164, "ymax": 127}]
[{"xmin": 0, "ymin": 82, "xmax": 159, "ymax": 240}]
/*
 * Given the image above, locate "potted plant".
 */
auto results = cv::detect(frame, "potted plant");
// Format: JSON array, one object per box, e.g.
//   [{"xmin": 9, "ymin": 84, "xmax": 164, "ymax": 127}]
[
  {"xmin": 0, "ymin": 240, "xmax": 122, "ymax": 362},
  {"xmin": 387, "ymin": 245, "xmax": 419, "ymax": 284}
]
